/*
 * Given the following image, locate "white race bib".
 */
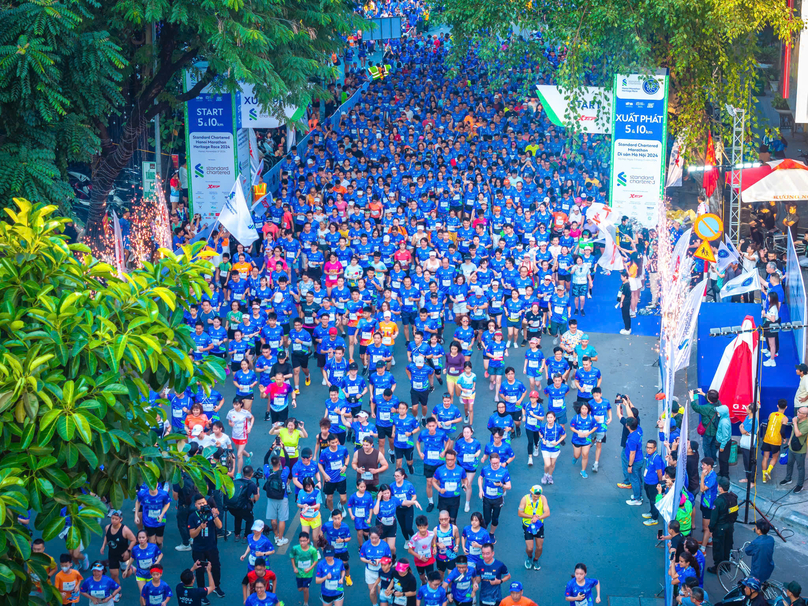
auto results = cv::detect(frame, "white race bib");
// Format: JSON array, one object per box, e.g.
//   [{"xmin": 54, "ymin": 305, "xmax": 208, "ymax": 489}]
[
  {"xmin": 463, "ymin": 453, "xmax": 476, "ymax": 463},
  {"xmin": 330, "ymin": 461, "xmax": 343, "ymax": 471},
  {"xmin": 445, "ymin": 481, "xmax": 458, "ymax": 492}
]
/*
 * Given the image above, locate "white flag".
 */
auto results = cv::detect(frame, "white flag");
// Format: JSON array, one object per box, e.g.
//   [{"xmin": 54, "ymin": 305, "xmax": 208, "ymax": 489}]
[
  {"xmin": 219, "ymin": 179, "xmax": 259, "ymax": 246},
  {"xmin": 673, "ymin": 278, "xmax": 707, "ymax": 371},
  {"xmin": 716, "ymin": 238, "xmax": 740, "ymax": 272},
  {"xmin": 720, "ymin": 271, "xmax": 760, "ymax": 300},
  {"xmin": 587, "ymin": 202, "xmax": 616, "ymax": 229},
  {"xmin": 248, "ymin": 128, "xmax": 260, "ymax": 173},
  {"xmin": 252, "ymin": 159, "xmax": 264, "ymax": 187},
  {"xmin": 597, "ymin": 226, "xmax": 625, "ymax": 272},
  {"xmin": 666, "ymin": 135, "xmax": 686, "ymax": 188}
]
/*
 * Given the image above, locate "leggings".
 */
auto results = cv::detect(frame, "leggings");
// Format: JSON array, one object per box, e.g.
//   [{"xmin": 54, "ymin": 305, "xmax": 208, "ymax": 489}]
[
  {"xmin": 396, "ymin": 506, "xmax": 414, "ymax": 540},
  {"xmin": 526, "ymin": 429, "xmax": 541, "ymax": 455},
  {"xmin": 482, "ymin": 497, "xmax": 503, "ymax": 529},
  {"xmin": 228, "ymin": 506, "xmax": 255, "ymax": 536}
]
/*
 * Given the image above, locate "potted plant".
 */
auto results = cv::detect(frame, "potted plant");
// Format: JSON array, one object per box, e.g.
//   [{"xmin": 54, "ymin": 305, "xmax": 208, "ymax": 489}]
[{"xmin": 772, "ymin": 96, "xmax": 790, "ymax": 111}]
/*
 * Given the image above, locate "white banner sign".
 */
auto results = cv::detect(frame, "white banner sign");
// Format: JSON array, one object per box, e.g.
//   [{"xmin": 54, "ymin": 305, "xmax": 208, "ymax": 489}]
[
  {"xmin": 609, "ymin": 74, "xmax": 670, "ymax": 227},
  {"xmin": 535, "ymin": 85, "xmax": 610, "ymax": 134}
]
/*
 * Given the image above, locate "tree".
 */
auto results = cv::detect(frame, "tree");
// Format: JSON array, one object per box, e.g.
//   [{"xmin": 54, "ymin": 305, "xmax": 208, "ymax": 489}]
[
  {"xmin": 0, "ymin": 198, "xmax": 229, "ymax": 605},
  {"xmin": 0, "ymin": 0, "xmax": 361, "ymax": 240},
  {"xmin": 438, "ymin": 0, "xmax": 802, "ymax": 148}
]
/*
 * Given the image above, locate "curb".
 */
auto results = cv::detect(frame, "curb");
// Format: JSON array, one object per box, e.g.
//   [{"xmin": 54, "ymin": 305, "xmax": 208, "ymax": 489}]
[{"xmin": 729, "ymin": 481, "xmax": 808, "ymax": 532}]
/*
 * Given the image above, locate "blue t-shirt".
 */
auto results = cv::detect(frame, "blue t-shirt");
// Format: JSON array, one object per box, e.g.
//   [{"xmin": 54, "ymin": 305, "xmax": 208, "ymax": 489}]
[
  {"xmin": 570, "ymin": 414, "xmax": 597, "ymax": 446},
  {"xmin": 574, "ymin": 367, "xmax": 602, "ymax": 399},
  {"xmin": 348, "ymin": 491, "xmax": 375, "ymax": 530},
  {"xmin": 315, "ymin": 559, "xmax": 345, "ymax": 596},
  {"xmin": 137, "ymin": 489, "xmax": 171, "ymax": 528},
  {"xmin": 245, "ymin": 592, "xmax": 280, "ymax": 606},
  {"xmin": 141, "ymin": 580, "xmax": 173, "ymax": 606},
  {"xmin": 417, "ymin": 584, "xmax": 448, "ymax": 606},
  {"xmin": 565, "ymin": 578, "xmax": 599, "ymax": 606},
  {"xmin": 80, "ymin": 575, "xmax": 120, "ymax": 600},
  {"xmin": 319, "ymin": 446, "xmax": 349, "ymax": 482},
  {"xmin": 246, "ymin": 533, "xmax": 275, "ymax": 570},
  {"xmin": 445, "ymin": 564, "xmax": 478, "ymax": 602},
  {"xmin": 419, "ymin": 430, "xmax": 449, "ymax": 465},
  {"xmin": 455, "ymin": 438, "xmax": 482, "ymax": 471},
  {"xmin": 644, "ymin": 452, "xmax": 665, "ymax": 485},
  {"xmin": 131, "ymin": 543, "xmax": 161, "ymax": 578},
  {"xmin": 701, "ymin": 471, "xmax": 718, "ymax": 509},
  {"xmin": 393, "ymin": 414, "xmax": 420, "ymax": 448},
  {"xmin": 480, "ymin": 465, "xmax": 511, "ymax": 500},
  {"xmin": 323, "ymin": 521, "xmax": 352, "ymax": 553},
  {"xmin": 624, "ymin": 431, "xmax": 645, "ymax": 464},
  {"xmin": 433, "ymin": 464, "xmax": 465, "ymax": 497},
  {"xmin": 478, "ymin": 559, "xmax": 509, "ymax": 604}
]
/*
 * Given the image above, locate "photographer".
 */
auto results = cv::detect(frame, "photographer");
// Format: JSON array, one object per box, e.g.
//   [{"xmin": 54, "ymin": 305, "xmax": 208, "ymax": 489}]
[
  {"xmin": 188, "ymin": 494, "xmax": 225, "ymax": 598},
  {"xmin": 615, "ymin": 395, "xmax": 640, "ymax": 489},
  {"xmin": 176, "ymin": 561, "xmax": 215, "ymax": 606}
]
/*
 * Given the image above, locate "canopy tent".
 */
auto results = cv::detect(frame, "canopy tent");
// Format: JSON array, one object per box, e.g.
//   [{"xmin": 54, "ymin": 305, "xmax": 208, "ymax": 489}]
[{"xmin": 725, "ymin": 158, "xmax": 808, "ymax": 202}]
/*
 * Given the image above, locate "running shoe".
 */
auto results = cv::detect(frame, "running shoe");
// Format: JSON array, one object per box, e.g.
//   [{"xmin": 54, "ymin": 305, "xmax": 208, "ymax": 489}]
[
  {"xmin": 305, "ymin": 376, "xmax": 311, "ymax": 386},
  {"xmin": 532, "ymin": 446, "xmax": 539, "ymax": 457},
  {"xmin": 617, "ymin": 482, "xmax": 632, "ymax": 489},
  {"xmin": 548, "ymin": 475, "xmax": 554, "ymax": 484},
  {"xmin": 581, "ymin": 310, "xmax": 586, "ymax": 316},
  {"xmin": 580, "ymin": 470, "xmax": 588, "ymax": 479},
  {"xmin": 532, "ymin": 560, "xmax": 541, "ymax": 571},
  {"xmin": 626, "ymin": 499, "xmax": 643, "ymax": 506},
  {"xmin": 642, "ymin": 513, "xmax": 653, "ymax": 519},
  {"xmin": 345, "ymin": 575, "xmax": 353, "ymax": 587},
  {"xmin": 528, "ymin": 455, "xmax": 534, "ymax": 466},
  {"xmin": 464, "ymin": 416, "xmax": 469, "ymax": 424},
  {"xmin": 464, "ymin": 502, "xmax": 470, "ymax": 512},
  {"xmin": 525, "ymin": 558, "xmax": 533, "ymax": 569},
  {"xmin": 572, "ymin": 457, "xmax": 579, "ymax": 465},
  {"xmin": 592, "ymin": 461, "xmax": 599, "ymax": 473},
  {"xmin": 643, "ymin": 520, "xmax": 658, "ymax": 526},
  {"xmin": 540, "ymin": 474, "xmax": 547, "ymax": 484}
]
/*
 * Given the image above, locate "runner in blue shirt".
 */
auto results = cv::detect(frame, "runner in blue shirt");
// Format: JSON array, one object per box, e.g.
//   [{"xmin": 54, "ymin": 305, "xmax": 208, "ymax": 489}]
[
  {"xmin": 139, "ymin": 565, "xmax": 173, "ymax": 606},
  {"xmin": 191, "ymin": 322, "xmax": 213, "ymax": 361},
  {"xmin": 477, "ymin": 544, "xmax": 510, "ymax": 606},
  {"xmin": 477, "ymin": 453, "xmax": 511, "ymax": 534},
  {"xmin": 564, "ymin": 563, "xmax": 600, "ymax": 606},
  {"xmin": 393, "ymin": 400, "xmax": 421, "ymax": 475},
  {"xmin": 443, "ymin": 556, "xmax": 478, "ymax": 605},
  {"xmin": 487, "ymin": 403, "xmax": 515, "ymax": 444},
  {"xmin": 135, "ymin": 486, "xmax": 171, "ymax": 548},
  {"xmin": 549, "ymin": 285, "xmax": 571, "ymax": 341},
  {"xmin": 573, "ymin": 357, "xmax": 602, "ymax": 402},
  {"xmin": 315, "ymin": 550, "xmax": 346, "ymax": 605},
  {"xmin": 539, "ymin": 411, "xmax": 566, "ymax": 484},
  {"xmin": 318, "ymin": 433, "xmax": 350, "ymax": 512},
  {"xmin": 482, "ymin": 429, "xmax": 516, "ymax": 467},
  {"xmin": 417, "ymin": 571, "xmax": 448, "ymax": 606},
  {"xmin": 523, "ymin": 338, "xmax": 546, "ymax": 394},
  {"xmin": 589, "ymin": 388, "xmax": 612, "ymax": 473},
  {"xmin": 461, "ymin": 513, "xmax": 493, "ymax": 568},
  {"xmin": 417, "ymin": 418, "xmax": 450, "ymax": 511},
  {"xmin": 642, "ymin": 439, "xmax": 665, "ymax": 526},
  {"xmin": 570, "ymin": 402, "xmax": 598, "ymax": 479},
  {"xmin": 323, "ymin": 509, "xmax": 354, "ymax": 586},
  {"xmin": 80, "ymin": 563, "xmax": 121, "ymax": 604},
  {"xmin": 498, "ymin": 368, "xmax": 527, "ymax": 437},
  {"xmin": 407, "ymin": 356, "xmax": 435, "ymax": 424},
  {"xmin": 543, "ymin": 374, "xmax": 570, "ymax": 425}
]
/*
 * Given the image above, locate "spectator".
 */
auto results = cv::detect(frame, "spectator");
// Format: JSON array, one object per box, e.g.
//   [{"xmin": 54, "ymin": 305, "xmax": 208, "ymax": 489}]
[
  {"xmin": 689, "ymin": 389, "xmax": 721, "ymax": 461},
  {"xmin": 781, "ymin": 406, "xmax": 808, "ymax": 492},
  {"xmin": 745, "ymin": 519, "xmax": 775, "ymax": 583}
]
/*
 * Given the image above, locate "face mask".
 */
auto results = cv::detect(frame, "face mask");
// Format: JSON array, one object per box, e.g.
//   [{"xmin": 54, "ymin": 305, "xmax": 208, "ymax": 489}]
[{"xmin": 62, "ymin": 566, "xmax": 71, "ymax": 573}]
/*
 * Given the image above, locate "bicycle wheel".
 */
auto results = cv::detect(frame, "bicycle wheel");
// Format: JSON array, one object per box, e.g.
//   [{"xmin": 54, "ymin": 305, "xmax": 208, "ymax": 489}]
[
  {"xmin": 718, "ymin": 560, "xmax": 743, "ymax": 593},
  {"xmin": 764, "ymin": 580, "xmax": 787, "ymax": 602}
]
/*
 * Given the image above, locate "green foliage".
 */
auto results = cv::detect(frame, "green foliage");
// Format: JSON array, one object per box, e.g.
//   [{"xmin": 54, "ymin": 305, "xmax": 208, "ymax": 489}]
[
  {"xmin": 438, "ymin": 0, "xmax": 803, "ymax": 151},
  {"xmin": 0, "ymin": 0, "xmax": 362, "ymax": 223},
  {"xmin": 0, "ymin": 198, "xmax": 230, "ymax": 605}
]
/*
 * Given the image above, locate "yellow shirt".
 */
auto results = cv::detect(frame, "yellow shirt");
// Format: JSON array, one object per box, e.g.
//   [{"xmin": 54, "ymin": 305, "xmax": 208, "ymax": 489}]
[{"xmin": 764, "ymin": 411, "xmax": 786, "ymax": 445}]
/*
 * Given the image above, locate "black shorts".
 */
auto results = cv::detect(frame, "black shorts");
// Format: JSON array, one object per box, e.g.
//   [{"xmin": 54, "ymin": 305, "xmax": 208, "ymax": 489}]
[
  {"xmin": 410, "ymin": 390, "xmax": 429, "ymax": 408},
  {"xmin": 436, "ymin": 559, "xmax": 456, "ymax": 572},
  {"xmin": 523, "ymin": 525, "xmax": 545, "ymax": 540},
  {"xmin": 334, "ymin": 552, "xmax": 349, "ymax": 563},
  {"xmin": 378, "ymin": 522, "xmax": 397, "ymax": 539},
  {"xmin": 437, "ymin": 496, "xmax": 460, "ymax": 521},
  {"xmin": 471, "ymin": 319, "xmax": 487, "ymax": 331},
  {"xmin": 317, "ymin": 353, "xmax": 328, "ymax": 368},
  {"xmin": 377, "ymin": 425, "xmax": 394, "ymax": 440},
  {"xmin": 297, "ymin": 577, "xmax": 313, "ymax": 588},
  {"xmin": 424, "ymin": 464, "xmax": 439, "ymax": 478},
  {"xmin": 230, "ymin": 361, "xmax": 243, "ymax": 373},
  {"xmin": 395, "ymin": 447, "xmax": 414, "ymax": 461},
  {"xmin": 271, "ymin": 408, "xmax": 289, "ymax": 425},
  {"xmin": 282, "ymin": 323, "xmax": 291, "ymax": 335},
  {"xmin": 336, "ymin": 433, "xmax": 347, "ymax": 445},
  {"xmin": 526, "ymin": 330, "xmax": 541, "ymax": 341},
  {"xmin": 359, "ymin": 345, "xmax": 368, "ymax": 356},
  {"xmin": 557, "ymin": 274, "xmax": 570, "ymax": 282},
  {"xmin": 107, "ymin": 552, "xmax": 127, "ymax": 570},
  {"xmin": 324, "ymin": 480, "xmax": 347, "ymax": 495},
  {"xmin": 292, "ymin": 353, "xmax": 309, "ymax": 369},
  {"xmin": 322, "ymin": 592, "xmax": 344, "ymax": 603},
  {"xmin": 762, "ymin": 442, "xmax": 781, "ymax": 453},
  {"xmin": 510, "ymin": 411, "xmax": 522, "ymax": 422},
  {"xmin": 144, "ymin": 525, "xmax": 165, "ymax": 538},
  {"xmin": 415, "ymin": 562, "xmax": 435, "ymax": 575},
  {"xmin": 211, "ymin": 351, "xmax": 227, "ymax": 360},
  {"xmin": 700, "ymin": 504, "xmax": 714, "ymax": 519}
]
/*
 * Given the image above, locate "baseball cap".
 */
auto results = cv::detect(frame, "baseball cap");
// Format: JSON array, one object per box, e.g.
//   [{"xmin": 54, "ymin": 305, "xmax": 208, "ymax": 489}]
[
  {"xmin": 251, "ymin": 520, "xmax": 265, "ymax": 531},
  {"xmin": 191, "ymin": 425, "xmax": 204, "ymax": 437},
  {"xmin": 414, "ymin": 355, "xmax": 425, "ymax": 365},
  {"xmin": 510, "ymin": 582, "xmax": 523, "ymax": 592},
  {"xmin": 380, "ymin": 556, "xmax": 393, "ymax": 565},
  {"xmin": 329, "ymin": 327, "xmax": 338, "ymax": 336},
  {"xmin": 384, "ymin": 311, "xmax": 392, "ymax": 318},
  {"xmin": 797, "ymin": 363, "xmax": 808, "ymax": 373},
  {"xmin": 530, "ymin": 485, "xmax": 543, "ymax": 495},
  {"xmin": 357, "ymin": 410, "xmax": 369, "ymax": 418},
  {"xmin": 301, "ymin": 448, "xmax": 313, "ymax": 458},
  {"xmin": 529, "ymin": 391, "xmax": 540, "ymax": 398},
  {"xmin": 376, "ymin": 361, "xmax": 386, "ymax": 368},
  {"xmin": 787, "ymin": 582, "xmax": 802, "ymax": 597},
  {"xmin": 349, "ymin": 362, "xmax": 359, "ymax": 370},
  {"xmin": 323, "ymin": 548, "xmax": 335, "ymax": 556},
  {"xmin": 581, "ymin": 333, "xmax": 590, "ymax": 340}
]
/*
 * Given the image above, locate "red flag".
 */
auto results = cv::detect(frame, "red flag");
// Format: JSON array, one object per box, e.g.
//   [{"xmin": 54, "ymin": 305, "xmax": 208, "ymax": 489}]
[{"xmin": 703, "ymin": 131, "xmax": 719, "ymax": 198}]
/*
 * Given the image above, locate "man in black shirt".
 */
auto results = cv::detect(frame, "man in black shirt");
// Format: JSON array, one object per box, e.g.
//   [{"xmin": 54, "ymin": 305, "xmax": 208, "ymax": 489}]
[
  {"xmin": 188, "ymin": 495, "xmax": 225, "ymax": 597},
  {"xmin": 172, "ymin": 472, "xmax": 195, "ymax": 552},
  {"xmin": 270, "ymin": 350, "xmax": 294, "ymax": 384},
  {"xmin": 176, "ymin": 562, "xmax": 215, "ymax": 606},
  {"xmin": 707, "ymin": 477, "xmax": 738, "ymax": 573}
]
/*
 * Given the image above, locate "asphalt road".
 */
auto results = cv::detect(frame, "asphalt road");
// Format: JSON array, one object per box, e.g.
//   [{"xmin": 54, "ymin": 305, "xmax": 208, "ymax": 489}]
[{"xmin": 40, "ymin": 326, "xmax": 696, "ymax": 606}]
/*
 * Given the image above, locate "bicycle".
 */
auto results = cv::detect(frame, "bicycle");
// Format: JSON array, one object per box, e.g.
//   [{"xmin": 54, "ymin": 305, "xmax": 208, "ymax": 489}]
[{"xmin": 717, "ymin": 541, "xmax": 787, "ymax": 601}]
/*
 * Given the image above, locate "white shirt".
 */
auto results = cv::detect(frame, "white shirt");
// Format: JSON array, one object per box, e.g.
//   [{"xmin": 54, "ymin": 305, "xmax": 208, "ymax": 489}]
[
  {"xmin": 179, "ymin": 165, "xmax": 188, "ymax": 189},
  {"xmin": 226, "ymin": 409, "xmax": 253, "ymax": 440}
]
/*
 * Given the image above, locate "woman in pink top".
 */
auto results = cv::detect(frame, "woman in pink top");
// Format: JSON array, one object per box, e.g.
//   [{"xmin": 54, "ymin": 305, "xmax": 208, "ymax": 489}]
[
  {"xmin": 324, "ymin": 253, "xmax": 343, "ymax": 294},
  {"xmin": 393, "ymin": 240, "xmax": 412, "ymax": 270}
]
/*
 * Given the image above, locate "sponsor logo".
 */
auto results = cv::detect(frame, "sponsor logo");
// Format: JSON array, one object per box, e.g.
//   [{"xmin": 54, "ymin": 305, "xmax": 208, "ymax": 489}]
[
  {"xmin": 617, "ymin": 171, "xmax": 627, "ymax": 187},
  {"xmin": 194, "ymin": 163, "xmax": 204, "ymax": 178},
  {"xmin": 629, "ymin": 193, "xmax": 642, "ymax": 198},
  {"xmin": 207, "ymin": 184, "xmax": 220, "ymax": 189},
  {"xmin": 249, "ymin": 108, "xmax": 258, "ymax": 120},
  {"xmin": 643, "ymin": 78, "xmax": 660, "ymax": 95}
]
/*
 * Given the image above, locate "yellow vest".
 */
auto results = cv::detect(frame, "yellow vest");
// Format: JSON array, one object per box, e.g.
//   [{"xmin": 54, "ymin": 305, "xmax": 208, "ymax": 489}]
[
  {"xmin": 522, "ymin": 495, "xmax": 544, "ymax": 526},
  {"xmin": 764, "ymin": 412, "xmax": 786, "ymax": 445}
]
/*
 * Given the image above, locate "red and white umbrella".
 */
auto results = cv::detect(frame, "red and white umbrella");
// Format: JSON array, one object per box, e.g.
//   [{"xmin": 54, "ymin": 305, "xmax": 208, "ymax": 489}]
[
  {"xmin": 709, "ymin": 315, "xmax": 758, "ymax": 423},
  {"xmin": 726, "ymin": 158, "xmax": 808, "ymax": 202}
]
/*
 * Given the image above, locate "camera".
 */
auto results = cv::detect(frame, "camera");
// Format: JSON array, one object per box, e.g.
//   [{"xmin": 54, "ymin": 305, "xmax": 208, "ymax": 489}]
[
  {"xmin": 198, "ymin": 504, "xmax": 213, "ymax": 523},
  {"xmin": 615, "ymin": 393, "xmax": 623, "ymax": 403}
]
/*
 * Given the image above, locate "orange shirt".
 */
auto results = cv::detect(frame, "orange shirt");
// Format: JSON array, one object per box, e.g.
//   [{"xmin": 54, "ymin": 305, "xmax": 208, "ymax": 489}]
[
  {"xmin": 55, "ymin": 569, "xmax": 83, "ymax": 604},
  {"xmin": 379, "ymin": 321, "xmax": 398, "ymax": 346},
  {"xmin": 500, "ymin": 598, "xmax": 537, "ymax": 606},
  {"xmin": 233, "ymin": 261, "xmax": 252, "ymax": 278},
  {"xmin": 185, "ymin": 413, "xmax": 209, "ymax": 432}
]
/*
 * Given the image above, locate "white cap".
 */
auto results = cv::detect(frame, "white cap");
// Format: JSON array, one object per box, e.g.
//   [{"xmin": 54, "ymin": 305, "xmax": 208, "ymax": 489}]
[
  {"xmin": 414, "ymin": 355, "xmax": 425, "ymax": 365},
  {"xmin": 251, "ymin": 520, "xmax": 265, "ymax": 531},
  {"xmin": 191, "ymin": 425, "xmax": 204, "ymax": 436}
]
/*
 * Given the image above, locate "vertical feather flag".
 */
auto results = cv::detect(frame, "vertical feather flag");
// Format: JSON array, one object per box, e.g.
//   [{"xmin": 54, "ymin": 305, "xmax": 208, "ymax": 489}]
[{"xmin": 703, "ymin": 131, "xmax": 719, "ymax": 198}]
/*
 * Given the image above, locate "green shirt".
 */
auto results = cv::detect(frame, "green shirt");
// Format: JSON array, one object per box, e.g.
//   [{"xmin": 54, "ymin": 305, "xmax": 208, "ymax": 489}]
[
  {"xmin": 290, "ymin": 545, "xmax": 320, "ymax": 578},
  {"xmin": 790, "ymin": 418, "xmax": 808, "ymax": 454}
]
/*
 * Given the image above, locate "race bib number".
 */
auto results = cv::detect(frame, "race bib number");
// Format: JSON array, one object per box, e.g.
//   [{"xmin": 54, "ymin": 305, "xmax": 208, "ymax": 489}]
[
  {"xmin": 362, "ymin": 471, "xmax": 374, "ymax": 481},
  {"xmin": 463, "ymin": 453, "xmax": 476, "ymax": 463},
  {"xmin": 379, "ymin": 411, "xmax": 390, "ymax": 421},
  {"xmin": 528, "ymin": 360, "xmax": 539, "ymax": 368},
  {"xmin": 274, "ymin": 396, "xmax": 286, "ymax": 407},
  {"xmin": 486, "ymin": 485, "xmax": 499, "ymax": 497},
  {"xmin": 355, "ymin": 507, "xmax": 366, "ymax": 517},
  {"xmin": 554, "ymin": 306, "xmax": 564, "ymax": 314},
  {"xmin": 445, "ymin": 481, "xmax": 458, "ymax": 492},
  {"xmin": 427, "ymin": 450, "xmax": 440, "ymax": 460},
  {"xmin": 330, "ymin": 461, "xmax": 343, "ymax": 471},
  {"xmin": 381, "ymin": 516, "xmax": 395, "ymax": 525},
  {"xmin": 325, "ymin": 580, "xmax": 339, "ymax": 591},
  {"xmin": 233, "ymin": 352, "xmax": 244, "ymax": 362},
  {"xmin": 173, "ymin": 409, "xmax": 183, "ymax": 418}
]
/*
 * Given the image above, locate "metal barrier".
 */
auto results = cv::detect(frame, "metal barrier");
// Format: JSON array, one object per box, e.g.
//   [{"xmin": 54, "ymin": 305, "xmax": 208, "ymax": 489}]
[{"xmin": 262, "ymin": 82, "xmax": 370, "ymax": 195}]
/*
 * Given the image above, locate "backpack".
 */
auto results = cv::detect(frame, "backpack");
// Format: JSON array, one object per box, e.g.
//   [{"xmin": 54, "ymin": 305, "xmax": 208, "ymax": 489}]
[
  {"xmin": 226, "ymin": 478, "xmax": 254, "ymax": 511},
  {"xmin": 263, "ymin": 469, "xmax": 286, "ymax": 500}
]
